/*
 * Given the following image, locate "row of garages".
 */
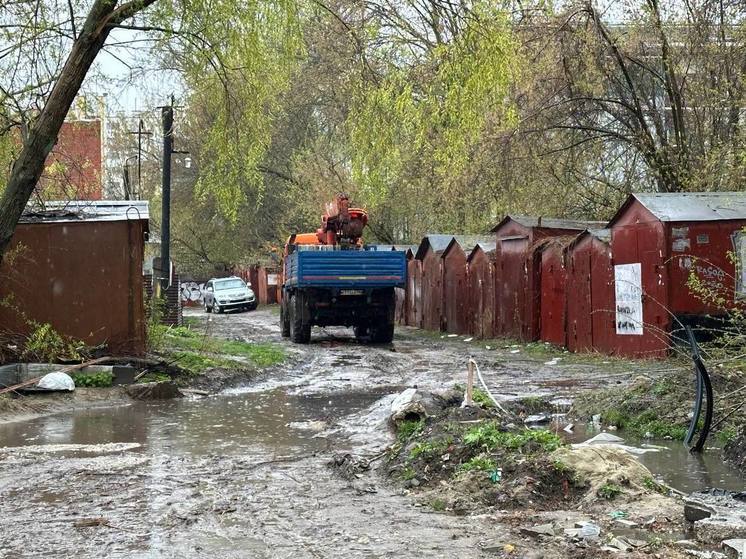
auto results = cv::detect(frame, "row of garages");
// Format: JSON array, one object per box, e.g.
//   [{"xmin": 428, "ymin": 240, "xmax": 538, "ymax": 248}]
[{"xmin": 396, "ymin": 192, "xmax": 746, "ymax": 358}]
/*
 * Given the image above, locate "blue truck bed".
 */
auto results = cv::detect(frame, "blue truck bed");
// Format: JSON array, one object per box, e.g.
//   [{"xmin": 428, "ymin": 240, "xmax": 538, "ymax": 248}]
[{"xmin": 284, "ymin": 248, "xmax": 407, "ymax": 289}]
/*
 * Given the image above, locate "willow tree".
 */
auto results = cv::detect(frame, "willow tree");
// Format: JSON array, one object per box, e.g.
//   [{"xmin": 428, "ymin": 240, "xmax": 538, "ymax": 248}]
[
  {"xmin": 0, "ymin": 0, "xmax": 304, "ymax": 266},
  {"xmin": 346, "ymin": 3, "xmax": 520, "ymax": 241}
]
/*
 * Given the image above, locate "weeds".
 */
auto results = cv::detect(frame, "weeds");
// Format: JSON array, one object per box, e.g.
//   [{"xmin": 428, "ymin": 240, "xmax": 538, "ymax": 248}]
[
  {"xmin": 409, "ymin": 438, "xmax": 451, "ymax": 460},
  {"xmin": 23, "ymin": 322, "xmax": 85, "ymax": 362},
  {"xmin": 597, "ymin": 483, "xmax": 623, "ymax": 500},
  {"xmin": 430, "ymin": 498, "xmax": 447, "ymax": 511},
  {"xmin": 471, "ymin": 388, "xmax": 494, "ymax": 408},
  {"xmin": 643, "ymin": 476, "xmax": 668, "ymax": 495},
  {"xmin": 70, "ymin": 371, "xmax": 113, "ymax": 388},
  {"xmin": 464, "ymin": 422, "xmax": 563, "ymax": 452},
  {"xmin": 397, "ymin": 419, "xmax": 424, "ymax": 442},
  {"xmin": 458, "ymin": 455, "xmax": 496, "ymax": 472}
]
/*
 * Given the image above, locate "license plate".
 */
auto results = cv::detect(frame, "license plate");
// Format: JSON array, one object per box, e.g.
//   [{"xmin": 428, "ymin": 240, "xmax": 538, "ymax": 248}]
[{"xmin": 340, "ymin": 289, "xmax": 364, "ymax": 296}]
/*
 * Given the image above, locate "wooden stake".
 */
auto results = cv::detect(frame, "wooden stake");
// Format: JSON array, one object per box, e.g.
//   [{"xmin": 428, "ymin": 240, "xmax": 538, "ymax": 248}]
[{"xmin": 465, "ymin": 359, "xmax": 475, "ymax": 406}]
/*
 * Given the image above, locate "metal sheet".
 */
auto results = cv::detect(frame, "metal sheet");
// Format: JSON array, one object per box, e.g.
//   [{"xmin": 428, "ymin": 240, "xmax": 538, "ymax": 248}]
[
  {"xmin": 540, "ymin": 243, "xmax": 568, "ymax": 347},
  {"xmin": 0, "ymin": 219, "xmax": 147, "ymax": 356},
  {"xmin": 566, "ymin": 236, "xmax": 593, "ymax": 352},
  {"xmin": 442, "ymin": 244, "xmax": 469, "ymax": 334},
  {"xmin": 467, "ymin": 247, "xmax": 495, "ymax": 339}
]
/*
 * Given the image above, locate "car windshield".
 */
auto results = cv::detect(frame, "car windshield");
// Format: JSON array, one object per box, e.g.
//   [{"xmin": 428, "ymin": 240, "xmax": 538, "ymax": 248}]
[{"xmin": 214, "ymin": 279, "xmax": 245, "ymax": 291}]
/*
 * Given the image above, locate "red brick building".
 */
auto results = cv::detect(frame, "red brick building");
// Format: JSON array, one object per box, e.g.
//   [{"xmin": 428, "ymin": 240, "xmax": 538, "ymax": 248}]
[{"xmin": 39, "ymin": 120, "xmax": 102, "ymax": 200}]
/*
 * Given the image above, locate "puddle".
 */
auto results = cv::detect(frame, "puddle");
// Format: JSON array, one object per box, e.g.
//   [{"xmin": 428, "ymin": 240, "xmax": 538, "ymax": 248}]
[
  {"xmin": 565, "ymin": 424, "xmax": 745, "ymax": 493},
  {"xmin": 0, "ymin": 387, "xmax": 399, "ymax": 458}
]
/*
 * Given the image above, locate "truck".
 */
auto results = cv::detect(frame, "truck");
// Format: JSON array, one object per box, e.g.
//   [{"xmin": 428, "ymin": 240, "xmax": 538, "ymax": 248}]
[{"xmin": 280, "ymin": 195, "xmax": 407, "ymax": 344}]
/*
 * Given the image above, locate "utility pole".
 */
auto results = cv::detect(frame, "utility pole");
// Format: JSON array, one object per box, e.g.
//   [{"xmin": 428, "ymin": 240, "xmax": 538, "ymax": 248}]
[
  {"xmin": 128, "ymin": 118, "xmax": 152, "ymax": 200},
  {"xmin": 160, "ymin": 99, "xmax": 174, "ymax": 292}
]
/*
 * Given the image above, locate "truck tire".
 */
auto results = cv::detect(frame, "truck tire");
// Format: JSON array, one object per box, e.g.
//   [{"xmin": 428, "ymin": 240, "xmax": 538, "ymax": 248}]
[
  {"xmin": 290, "ymin": 294, "xmax": 311, "ymax": 344},
  {"xmin": 371, "ymin": 320, "xmax": 394, "ymax": 344},
  {"xmin": 353, "ymin": 324, "xmax": 370, "ymax": 342},
  {"xmin": 280, "ymin": 297, "xmax": 290, "ymax": 338}
]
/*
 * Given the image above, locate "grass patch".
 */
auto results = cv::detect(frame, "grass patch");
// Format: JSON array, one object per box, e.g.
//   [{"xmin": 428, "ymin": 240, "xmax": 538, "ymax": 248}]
[
  {"xmin": 137, "ymin": 372, "xmax": 171, "ymax": 384},
  {"xmin": 598, "ymin": 482, "xmax": 623, "ymax": 500},
  {"xmin": 430, "ymin": 498, "xmax": 447, "ymax": 511},
  {"xmin": 643, "ymin": 476, "xmax": 668, "ymax": 495},
  {"xmin": 169, "ymin": 351, "xmax": 239, "ymax": 374},
  {"xmin": 409, "ymin": 438, "xmax": 452, "ymax": 460},
  {"xmin": 464, "ymin": 423, "xmax": 563, "ymax": 452},
  {"xmin": 472, "ymin": 388, "xmax": 494, "ymax": 408},
  {"xmin": 158, "ymin": 326, "xmax": 286, "ymax": 370},
  {"xmin": 717, "ymin": 428, "xmax": 738, "ymax": 445},
  {"xmin": 397, "ymin": 419, "xmax": 424, "ymax": 442},
  {"xmin": 458, "ymin": 455, "xmax": 496, "ymax": 473}
]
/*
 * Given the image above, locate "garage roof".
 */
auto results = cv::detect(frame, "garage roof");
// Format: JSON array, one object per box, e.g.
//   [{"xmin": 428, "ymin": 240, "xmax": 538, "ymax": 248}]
[{"xmin": 610, "ymin": 192, "xmax": 746, "ymax": 224}]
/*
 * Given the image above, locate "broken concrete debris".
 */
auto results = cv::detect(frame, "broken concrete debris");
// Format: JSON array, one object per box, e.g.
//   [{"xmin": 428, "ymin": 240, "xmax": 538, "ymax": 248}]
[{"xmin": 686, "ymin": 489, "xmax": 746, "ymax": 544}]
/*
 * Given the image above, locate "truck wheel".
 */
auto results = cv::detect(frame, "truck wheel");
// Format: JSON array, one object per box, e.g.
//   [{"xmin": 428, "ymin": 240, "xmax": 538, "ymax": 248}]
[
  {"xmin": 290, "ymin": 294, "xmax": 311, "ymax": 344},
  {"xmin": 280, "ymin": 298, "xmax": 290, "ymax": 338},
  {"xmin": 353, "ymin": 325, "xmax": 370, "ymax": 342},
  {"xmin": 371, "ymin": 320, "xmax": 395, "ymax": 344}
]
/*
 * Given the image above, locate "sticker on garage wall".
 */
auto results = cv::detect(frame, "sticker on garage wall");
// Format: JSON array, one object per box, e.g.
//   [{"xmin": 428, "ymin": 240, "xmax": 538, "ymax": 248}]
[
  {"xmin": 672, "ymin": 238, "xmax": 691, "ymax": 252},
  {"xmin": 615, "ymin": 263, "xmax": 643, "ymax": 335},
  {"xmin": 697, "ymin": 234, "xmax": 709, "ymax": 245},
  {"xmin": 672, "ymin": 227, "xmax": 689, "ymax": 239},
  {"xmin": 267, "ymin": 274, "xmax": 278, "ymax": 286}
]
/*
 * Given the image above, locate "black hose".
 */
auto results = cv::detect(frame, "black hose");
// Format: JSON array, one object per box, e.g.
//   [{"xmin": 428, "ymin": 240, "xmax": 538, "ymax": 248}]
[{"xmin": 685, "ymin": 326, "xmax": 714, "ymax": 453}]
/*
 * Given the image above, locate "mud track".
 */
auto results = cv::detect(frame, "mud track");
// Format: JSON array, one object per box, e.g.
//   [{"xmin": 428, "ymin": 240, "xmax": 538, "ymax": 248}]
[{"xmin": 0, "ymin": 307, "xmax": 677, "ymax": 558}]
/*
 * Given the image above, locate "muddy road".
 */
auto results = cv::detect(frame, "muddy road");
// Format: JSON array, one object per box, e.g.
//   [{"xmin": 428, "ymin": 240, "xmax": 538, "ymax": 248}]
[{"xmin": 0, "ymin": 307, "xmax": 718, "ymax": 558}]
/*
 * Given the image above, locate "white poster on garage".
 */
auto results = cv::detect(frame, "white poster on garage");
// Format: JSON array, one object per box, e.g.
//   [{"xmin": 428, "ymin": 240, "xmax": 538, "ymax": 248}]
[{"xmin": 614, "ymin": 263, "xmax": 643, "ymax": 335}]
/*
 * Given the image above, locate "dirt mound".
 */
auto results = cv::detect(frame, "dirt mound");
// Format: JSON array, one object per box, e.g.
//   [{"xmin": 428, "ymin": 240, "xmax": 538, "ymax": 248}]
[{"xmin": 553, "ymin": 445, "xmax": 654, "ymax": 502}]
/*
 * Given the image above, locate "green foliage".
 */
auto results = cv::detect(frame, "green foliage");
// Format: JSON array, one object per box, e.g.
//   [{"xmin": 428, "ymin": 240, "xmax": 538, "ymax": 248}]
[
  {"xmin": 597, "ymin": 483, "xmax": 623, "ymax": 500},
  {"xmin": 156, "ymin": 325, "xmax": 286, "ymax": 369},
  {"xmin": 429, "ymin": 498, "xmax": 447, "ymax": 511},
  {"xmin": 458, "ymin": 455, "xmax": 497, "ymax": 473},
  {"xmin": 137, "ymin": 372, "xmax": 172, "ymax": 384},
  {"xmin": 602, "ymin": 408, "xmax": 688, "ymax": 440},
  {"xmin": 22, "ymin": 322, "xmax": 84, "ymax": 363},
  {"xmin": 463, "ymin": 423, "xmax": 563, "ymax": 452},
  {"xmin": 717, "ymin": 428, "xmax": 738, "ymax": 445},
  {"xmin": 401, "ymin": 466, "xmax": 416, "ymax": 480},
  {"xmin": 71, "ymin": 371, "xmax": 113, "ymax": 388},
  {"xmin": 472, "ymin": 388, "xmax": 495, "ymax": 409},
  {"xmin": 171, "ymin": 351, "xmax": 239, "ymax": 374},
  {"xmin": 397, "ymin": 419, "xmax": 424, "ymax": 442},
  {"xmin": 409, "ymin": 438, "xmax": 452, "ymax": 460},
  {"xmin": 643, "ymin": 477, "xmax": 668, "ymax": 495}
]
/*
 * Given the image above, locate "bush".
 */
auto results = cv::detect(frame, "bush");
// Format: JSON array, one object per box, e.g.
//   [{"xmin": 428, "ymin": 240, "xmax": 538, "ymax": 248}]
[
  {"xmin": 71, "ymin": 371, "xmax": 114, "ymax": 388},
  {"xmin": 23, "ymin": 322, "xmax": 84, "ymax": 362}
]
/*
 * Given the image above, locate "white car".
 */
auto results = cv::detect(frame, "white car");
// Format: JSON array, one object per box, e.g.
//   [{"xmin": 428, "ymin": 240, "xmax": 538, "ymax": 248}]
[{"xmin": 203, "ymin": 277, "xmax": 257, "ymax": 313}]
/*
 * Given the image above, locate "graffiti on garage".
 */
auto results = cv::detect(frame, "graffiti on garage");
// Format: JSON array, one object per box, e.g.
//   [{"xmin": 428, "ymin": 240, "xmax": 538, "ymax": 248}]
[{"xmin": 181, "ymin": 281, "xmax": 206, "ymax": 305}]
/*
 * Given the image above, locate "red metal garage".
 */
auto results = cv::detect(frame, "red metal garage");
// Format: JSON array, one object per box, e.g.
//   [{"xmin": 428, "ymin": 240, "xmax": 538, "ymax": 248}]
[
  {"xmin": 565, "ymin": 229, "xmax": 613, "ymax": 353},
  {"xmin": 441, "ymin": 237, "xmax": 491, "ymax": 334},
  {"xmin": 539, "ymin": 237, "xmax": 574, "ymax": 347},
  {"xmin": 492, "ymin": 216, "xmax": 604, "ymax": 341},
  {"xmin": 0, "ymin": 201, "xmax": 149, "ymax": 356},
  {"xmin": 467, "ymin": 242, "xmax": 497, "ymax": 339},
  {"xmin": 415, "ymin": 235, "xmax": 454, "ymax": 331},
  {"xmin": 607, "ymin": 192, "xmax": 746, "ymax": 357}
]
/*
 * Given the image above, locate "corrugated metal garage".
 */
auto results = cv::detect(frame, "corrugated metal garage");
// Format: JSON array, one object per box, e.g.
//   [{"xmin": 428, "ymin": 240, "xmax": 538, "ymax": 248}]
[
  {"xmin": 415, "ymin": 235, "xmax": 453, "ymax": 331},
  {"xmin": 565, "ymin": 229, "xmax": 613, "ymax": 353},
  {"xmin": 539, "ymin": 237, "xmax": 575, "ymax": 347},
  {"xmin": 607, "ymin": 192, "xmax": 746, "ymax": 357},
  {"xmin": 492, "ymin": 216, "xmax": 604, "ymax": 341},
  {"xmin": 467, "ymin": 242, "xmax": 496, "ymax": 339},
  {"xmin": 0, "ymin": 201, "xmax": 149, "ymax": 356},
  {"xmin": 441, "ymin": 236, "xmax": 492, "ymax": 334}
]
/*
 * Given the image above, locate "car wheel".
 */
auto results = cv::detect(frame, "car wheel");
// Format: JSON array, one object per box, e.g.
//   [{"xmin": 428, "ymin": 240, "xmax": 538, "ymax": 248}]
[{"xmin": 214, "ymin": 302, "xmax": 222, "ymax": 314}]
